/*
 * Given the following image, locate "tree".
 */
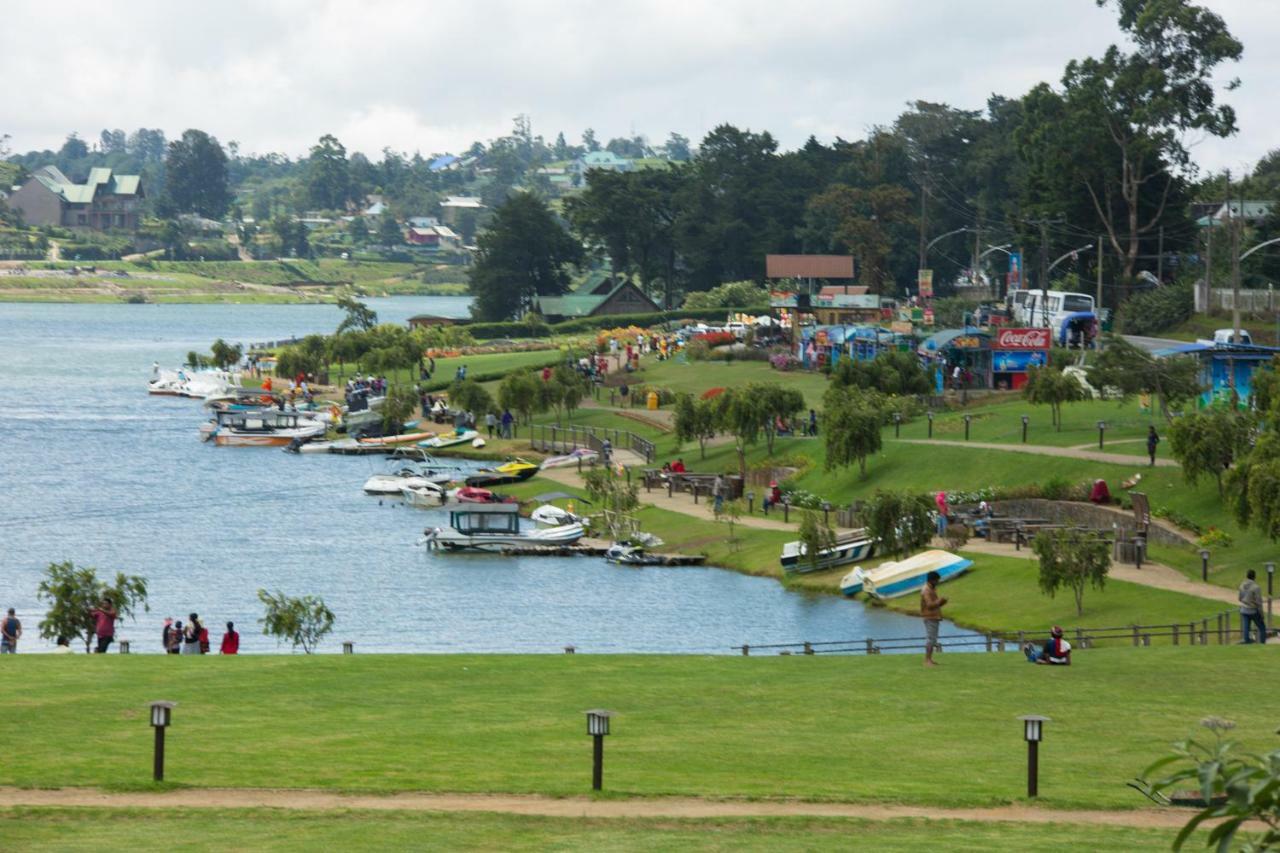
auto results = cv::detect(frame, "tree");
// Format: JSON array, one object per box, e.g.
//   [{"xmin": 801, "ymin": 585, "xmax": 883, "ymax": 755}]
[
  {"xmin": 859, "ymin": 492, "xmax": 934, "ymax": 560},
  {"xmin": 673, "ymin": 392, "xmax": 716, "ymax": 459},
  {"xmin": 348, "ymin": 216, "xmax": 369, "ymax": 246},
  {"xmin": 306, "ymin": 134, "xmax": 351, "ymax": 210},
  {"xmin": 376, "ymin": 214, "xmax": 403, "ymax": 246},
  {"xmin": 257, "ymin": 589, "xmax": 334, "ymax": 654},
  {"xmin": 209, "ymin": 338, "xmax": 243, "ymax": 370},
  {"xmin": 758, "ymin": 385, "xmax": 806, "ymax": 455},
  {"xmin": 1169, "ymin": 404, "xmax": 1251, "ymax": 496},
  {"xmin": 468, "ymin": 193, "xmax": 583, "ymax": 321},
  {"xmin": 35, "ymin": 561, "xmax": 148, "ymax": 653},
  {"xmin": 806, "ymin": 183, "xmax": 914, "ymax": 293},
  {"xmin": 663, "ymin": 132, "xmax": 692, "ymax": 162},
  {"xmin": 449, "ymin": 378, "xmax": 494, "ymax": 416},
  {"xmin": 823, "ymin": 389, "xmax": 884, "ymax": 478},
  {"xmin": 797, "ymin": 509, "xmax": 838, "ymax": 571},
  {"xmin": 336, "ymin": 295, "xmax": 378, "ymax": 334},
  {"xmin": 59, "ymin": 132, "xmax": 89, "ymax": 161},
  {"xmin": 582, "ymin": 128, "xmax": 600, "ymax": 152},
  {"xmin": 1023, "ymin": 364, "xmax": 1087, "ymax": 430},
  {"xmin": 549, "ymin": 365, "xmax": 587, "ymax": 421},
  {"xmin": 1087, "ymin": 336, "xmax": 1202, "ymax": 420},
  {"xmin": 582, "ymin": 465, "xmax": 640, "ymax": 540},
  {"xmin": 272, "ymin": 216, "xmax": 310, "ymax": 258},
  {"xmin": 1032, "ymin": 527, "xmax": 1110, "ymax": 616},
  {"xmin": 714, "ymin": 386, "xmax": 765, "ymax": 479},
  {"xmin": 162, "ymin": 129, "xmax": 231, "ymax": 218},
  {"xmin": 498, "ymin": 371, "xmax": 544, "ymax": 428}
]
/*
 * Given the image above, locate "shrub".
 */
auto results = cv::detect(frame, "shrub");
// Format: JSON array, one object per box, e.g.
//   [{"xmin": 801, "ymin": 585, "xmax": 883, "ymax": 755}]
[
  {"xmin": 770, "ymin": 352, "xmax": 801, "ymax": 371},
  {"xmin": 1115, "ymin": 280, "xmax": 1194, "ymax": 335}
]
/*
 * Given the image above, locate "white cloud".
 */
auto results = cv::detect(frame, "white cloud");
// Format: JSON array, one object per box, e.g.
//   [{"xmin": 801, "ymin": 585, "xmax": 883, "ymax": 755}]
[{"xmin": 0, "ymin": 0, "xmax": 1273, "ymax": 172}]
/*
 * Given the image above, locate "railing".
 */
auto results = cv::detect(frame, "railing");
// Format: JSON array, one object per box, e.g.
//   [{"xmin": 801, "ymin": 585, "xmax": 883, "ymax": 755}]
[
  {"xmin": 530, "ymin": 424, "xmax": 655, "ymax": 464},
  {"xmin": 733, "ymin": 607, "xmax": 1266, "ymax": 656}
]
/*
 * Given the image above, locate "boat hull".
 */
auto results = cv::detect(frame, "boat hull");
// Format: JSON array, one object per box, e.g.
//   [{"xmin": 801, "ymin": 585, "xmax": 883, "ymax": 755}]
[
  {"xmin": 429, "ymin": 522, "xmax": 584, "ymax": 551},
  {"xmin": 781, "ymin": 536, "xmax": 875, "ymax": 574},
  {"xmin": 843, "ymin": 550, "xmax": 972, "ymax": 599}
]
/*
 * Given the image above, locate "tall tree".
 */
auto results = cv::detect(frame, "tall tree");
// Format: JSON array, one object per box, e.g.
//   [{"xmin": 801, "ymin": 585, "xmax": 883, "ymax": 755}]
[
  {"xmin": 306, "ymin": 134, "xmax": 351, "ymax": 210},
  {"xmin": 468, "ymin": 193, "xmax": 583, "ymax": 321},
  {"xmin": 162, "ymin": 129, "xmax": 231, "ymax": 218}
]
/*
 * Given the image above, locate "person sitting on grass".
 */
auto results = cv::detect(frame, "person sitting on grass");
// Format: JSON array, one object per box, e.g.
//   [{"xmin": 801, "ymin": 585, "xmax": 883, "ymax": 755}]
[{"xmin": 1023, "ymin": 626, "xmax": 1072, "ymax": 665}]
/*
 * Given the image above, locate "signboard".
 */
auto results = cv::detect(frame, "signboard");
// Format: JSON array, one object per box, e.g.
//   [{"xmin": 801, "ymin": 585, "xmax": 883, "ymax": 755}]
[
  {"xmin": 815, "ymin": 330, "xmax": 829, "ymax": 346},
  {"xmin": 952, "ymin": 335, "xmax": 983, "ymax": 349},
  {"xmin": 923, "ymin": 309, "xmax": 934, "ymax": 326},
  {"xmin": 1006, "ymin": 252, "xmax": 1023, "ymax": 290},
  {"xmin": 994, "ymin": 327, "xmax": 1051, "ymax": 350},
  {"xmin": 814, "ymin": 293, "xmax": 880, "ymax": 309},
  {"xmin": 993, "ymin": 350, "xmax": 1047, "ymax": 373},
  {"xmin": 890, "ymin": 320, "xmax": 914, "ymax": 334},
  {"xmin": 917, "ymin": 269, "xmax": 933, "ymax": 299}
]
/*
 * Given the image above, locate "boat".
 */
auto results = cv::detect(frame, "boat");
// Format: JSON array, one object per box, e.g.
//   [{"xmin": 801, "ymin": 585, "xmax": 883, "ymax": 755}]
[
  {"xmin": 203, "ymin": 409, "xmax": 327, "ymax": 447},
  {"xmin": 149, "ymin": 364, "xmax": 241, "ymax": 399},
  {"xmin": 363, "ymin": 465, "xmax": 457, "ymax": 495},
  {"xmin": 531, "ymin": 504, "xmax": 583, "ymax": 527},
  {"xmin": 465, "ymin": 458, "xmax": 540, "ymax": 488},
  {"xmin": 541, "ymin": 447, "xmax": 598, "ymax": 468},
  {"xmin": 780, "ymin": 529, "xmax": 875, "ymax": 574},
  {"xmin": 471, "ymin": 437, "xmax": 487, "ymax": 448},
  {"xmin": 419, "ymin": 429, "xmax": 479, "ymax": 449},
  {"xmin": 424, "ymin": 504, "xmax": 584, "ymax": 551},
  {"xmin": 840, "ymin": 549, "xmax": 972, "ymax": 599},
  {"xmin": 450, "ymin": 485, "xmax": 514, "ymax": 504},
  {"xmin": 401, "ymin": 482, "xmax": 448, "ymax": 508},
  {"xmin": 358, "ymin": 430, "xmax": 436, "ymax": 447}
]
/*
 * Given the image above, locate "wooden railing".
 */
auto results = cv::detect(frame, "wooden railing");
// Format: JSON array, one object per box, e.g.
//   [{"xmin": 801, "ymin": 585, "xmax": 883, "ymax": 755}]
[{"xmin": 530, "ymin": 424, "xmax": 655, "ymax": 464}]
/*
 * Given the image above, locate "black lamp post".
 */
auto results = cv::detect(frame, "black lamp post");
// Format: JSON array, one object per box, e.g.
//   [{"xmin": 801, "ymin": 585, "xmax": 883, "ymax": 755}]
[
  {"xmin": 927, "ymin": 411, "xmax": 934, "ymax": 438},
  {"xmin": 1021, "ymin": 414, "xmax": 1029, "ymax": 444},
  {"xmin": 963, "ymin": 414, "xmax": 972, "ymax": 441},
  {"xmin": 822, "ymin": 501, "xmax": 832, "ymax": 527},
  {"xmin": 149, "ymin": 701, "xmax": 176, "ymax": 782},
  {"xmin": 1268, "ymin": 562, "xmax": 1275, "ymax": 597},
  {"xmin": 1200, "ymin": 549, "xmax": 1211, "ymax": 582},
  {"xmin": 1096, "ymin": 420, "xmax": 1106, "ymax": 450},
  {"xmin": 1018, "ymin": 714, "xmax": 1049, "ymax": 798},
  {"xmin": 782, "ymin": 496, "xmax": 791, "ymax": 523},
  {"xmin": 893, "ymin": 412, "xmax": 901, "ymax": 438},
  {"xmin": 586, "ymin": 709, "xmax": 612, "ymax": 791},
  {"xmin": 747, "ymin": 491, "xmax": 755, "ymax": 514}
]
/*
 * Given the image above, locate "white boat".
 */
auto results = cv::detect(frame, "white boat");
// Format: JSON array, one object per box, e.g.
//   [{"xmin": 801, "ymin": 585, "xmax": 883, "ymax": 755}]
[
  {"xmin": 840, "ymin": 549, "xmax": 972, "ymax": 599},
  {"xmin": 203, "ymin": 409, "xmax": 326, "ymax": 447},
  {"xmin": 148, "ymin": 364, "xmax": 240, "ymax": 398},
  {"xmin": 541, "ymin": 448, "xmax": 599, "ymax": 468},
  {"xmin": 363, "ymin": 468, "xmax": 456, "ymax": 495},
  {"xmin": 424, "ymin": 504, "xmax": 585, "ymax": 551},
  {"xmin": 419, "ymin": 429, "xmax": 479, "ymax": 449},
  {"xmin": 530, "ymin": 504, "xmax": 584, "ymax": 527},
  {"xmin": 780, "ymin": 529, "xmax": 875, "ymax": 574},
  {"xmin": 401, "ymin": 482, "xmax": 449, "ymax": 508}
]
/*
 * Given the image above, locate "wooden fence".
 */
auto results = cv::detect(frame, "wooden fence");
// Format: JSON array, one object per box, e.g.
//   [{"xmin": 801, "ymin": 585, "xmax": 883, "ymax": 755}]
[{"xmin": 530, "ymin": 423, "xmax": 655, "ymax": 464}]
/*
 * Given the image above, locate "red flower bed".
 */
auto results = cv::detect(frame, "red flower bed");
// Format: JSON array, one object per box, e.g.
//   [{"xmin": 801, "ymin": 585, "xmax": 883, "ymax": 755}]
[{"xmin": 694, "ymin": 331, "xmax": 735, "ymax": 347}]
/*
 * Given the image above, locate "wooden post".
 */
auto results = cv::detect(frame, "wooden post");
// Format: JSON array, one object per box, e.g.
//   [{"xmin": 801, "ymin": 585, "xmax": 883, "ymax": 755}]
[
  {"xmin": 865, "ymin": 638, "xmax": 874, "ymax": 655},
  {"xmin": 741, "ymin": 645, "xmax": 750, "ymax": 656},
  {"xmin": 1132, "ymin": 626, "xmax": 1139, "ymax": 647},
  {"xmin": 1172, "ymin": 625, "xmax": 1179, "ymax": 646},
  {"xmin": 985, "ymin": 635, "xmax": 992, "ymax": 652},
  {"xmin": 803, "ymin": 642, "xmax": 814, "ymax": 655},
  {"xmin": 1142, "ymin": 634, "xmax": 1151, "ymax": 647},
  {"xmin": 1189, "ymin": 621, "xmax": 1196, "ymax": 645}
]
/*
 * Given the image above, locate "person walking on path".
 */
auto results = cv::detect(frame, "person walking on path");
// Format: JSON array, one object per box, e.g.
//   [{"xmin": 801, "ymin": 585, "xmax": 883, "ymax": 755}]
[
  {"xmin": 1, "ymin": 608, "xmax": 22, "ymax": 653},
  {"xmin": 501, "ymin": 409, "xmax": 514, "ymax": 439},
  {"xmin": 1239, "ymin": 570, "xmax": 1267, "ymax": 644},
  {"xmin": 1147, "ymin": 426, "xmax": 1160, "ymax": 467},
  {"xmin": 90, "ymin": 598, "xmax": 117, "ymax": 653},
  {"xmin": 220, "ymin": 622, "xmax": 240, "ymax": 655},
  {"xmin": 601, "ymin": 438, "xmax": 612, "ymax": 465},
  {"xmin": 712, "ymin": 474, "xmax": 725, "ymax": 514},
  {"xmin": 182, "ymin": 614, "xmax": 203, "ymax": 655},
  {"xmin": 485, "ymin": 411, "xmax": 496, "ymax": 438},
  {"xmin": 934, "ymin": 491, "xmax": 948, "ymax": 538},
  {"xmin": 920, "ymin": 571, "xmax": 948, "ymax": 667}
]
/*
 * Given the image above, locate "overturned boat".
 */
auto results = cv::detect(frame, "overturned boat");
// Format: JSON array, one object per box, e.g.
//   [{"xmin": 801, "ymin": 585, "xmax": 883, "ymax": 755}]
[
  {"xmin": 840, "ymin": 549, "xmax": 972, "ymax": 599},
  {"xmin": 780, "ymin": 529, "xmax": 875, "ymax": 574}
]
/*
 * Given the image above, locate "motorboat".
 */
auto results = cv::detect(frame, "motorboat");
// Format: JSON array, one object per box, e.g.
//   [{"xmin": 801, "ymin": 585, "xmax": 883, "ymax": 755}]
[
  {"xmin": 203, "ymin": 408, "xmax": 326, "ymax": 447},
  {"xmin": 363, "ymin": 458, "xmax": 458, "ymax": 494},
  {"xmin": 358, "ymin": 431, "xmax": 436, "ymax": 448},
  {"xmin": 450, "ymin": 485, "xmax": 513, "ymax": 504},
  {"xmin": 149, "ymin": 364, "xmax": 240, "ymax": 399},
  {"xmin": 840, "ymin": 549, "xmax": 972, "ymax": 599},
  {"xmin": 780, "ymin": 530, "xmax": 875, "ymax": 575},
  {"xmin": 419, "ymin": 428, "xmax": 479, "ymax": 449},
  {"xmin": 541, "ymin": 447, "xmax": 598, "ymax": 469},
  {"xmin": 401, "ymin": 482, "xmax": 448, "ymax": 508},
  {"xmin": 465, "ymin": 458, "xmax": 540, "ymax": 488},
  {"xmin": 424, "ymin": 504, "xmax": 584, "ymax": 551},
  {"xmin": 531, "ymin": 504, "xmax": 584, "ymax": 527},
  {"xmin": 147, "ymin": 364, "xmax": 186, "ymax": 395}
]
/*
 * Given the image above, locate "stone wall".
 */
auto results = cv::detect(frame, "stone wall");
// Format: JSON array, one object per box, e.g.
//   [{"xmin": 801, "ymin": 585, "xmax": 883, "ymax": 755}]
[{"xmin": 990, "ymin": 498, "xmax": 1195, "ymax": 548}]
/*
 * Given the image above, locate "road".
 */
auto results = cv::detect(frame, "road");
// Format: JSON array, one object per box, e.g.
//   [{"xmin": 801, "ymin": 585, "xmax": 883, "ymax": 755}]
[{"xmin": 1121, "ymin": 334, "xmax": 1188, "ymax": 353}]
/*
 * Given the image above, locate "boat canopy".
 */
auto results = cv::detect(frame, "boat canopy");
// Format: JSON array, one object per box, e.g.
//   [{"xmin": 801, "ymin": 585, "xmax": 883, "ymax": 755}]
[{"xmin": 447, "ymin": 503, "xmax": 521, "ymax": 534}]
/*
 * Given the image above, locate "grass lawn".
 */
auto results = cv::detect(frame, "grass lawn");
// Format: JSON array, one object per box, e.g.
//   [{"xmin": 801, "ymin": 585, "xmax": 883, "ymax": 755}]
[
  {"xmin": 0, "ymin": 808, "xmax": 1181, "ymax": 851},
  {"xmin": 634, "ymin": 359, "xmax": 832, "ymax": 409},
  {"xmin": 895, "ymin": 396, "xmax": 1165, "ymax": 449},
  {"xmin": 0, "ymin": 649, "xmax": 1272, "ymax": 810},
  {"xmin": 328, "ymin": 349, "xmax": 564, "ymax": 390}
]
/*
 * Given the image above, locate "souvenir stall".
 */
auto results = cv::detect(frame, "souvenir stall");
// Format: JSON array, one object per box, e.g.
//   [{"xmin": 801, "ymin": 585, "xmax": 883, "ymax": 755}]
[{"xmin": 991, "ymin": 327, "xmax": 1051, "ymax": 390}]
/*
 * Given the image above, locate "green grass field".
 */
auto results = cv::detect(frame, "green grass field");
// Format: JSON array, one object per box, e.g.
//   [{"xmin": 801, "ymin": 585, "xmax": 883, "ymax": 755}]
[
  {"xmin": 0, "ymin": 650, "xmax": 1269, "ymax": 811},
  {"xmin": 0, "ymin": 808, "xmax": 1179, "ymax": 851},
  {"xmin": 634, "ymin": 359, "xmax": 832, "ymax": 409}
]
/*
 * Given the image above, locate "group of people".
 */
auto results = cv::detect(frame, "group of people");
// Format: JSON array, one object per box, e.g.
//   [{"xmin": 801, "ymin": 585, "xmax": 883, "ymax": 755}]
[
  {"xmin": 162, "ymin": 614, "xmax": 239, "ymax": 655},
  {"xmin": 0, "ymin": 599, "xmax": 240, "ymax": 654}
]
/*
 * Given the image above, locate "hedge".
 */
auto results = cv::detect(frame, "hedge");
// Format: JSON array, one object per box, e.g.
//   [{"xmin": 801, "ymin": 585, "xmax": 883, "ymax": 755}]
[{"xmin": 461, "ymin": 306, "xmax": 768, "ymax": 340}]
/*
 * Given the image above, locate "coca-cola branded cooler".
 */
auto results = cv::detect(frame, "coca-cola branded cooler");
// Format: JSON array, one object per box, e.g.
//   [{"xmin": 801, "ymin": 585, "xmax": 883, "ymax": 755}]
[{"xmin": 992, "ymin": 328, "xmax": 1051, "ymax": 390}]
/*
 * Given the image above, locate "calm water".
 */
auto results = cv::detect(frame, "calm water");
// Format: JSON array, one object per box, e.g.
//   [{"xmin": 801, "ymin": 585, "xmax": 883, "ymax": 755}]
[{"xmin": 0, "ymin": 298, "xmax": 973, "ymax": 653}]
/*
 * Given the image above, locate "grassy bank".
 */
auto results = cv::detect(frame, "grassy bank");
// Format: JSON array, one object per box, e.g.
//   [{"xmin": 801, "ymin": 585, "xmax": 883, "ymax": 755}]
[
  {"xmin": 0, "ymin": 808, "xmax": 1179, "ymax": 851},
  {"xmin": 0, "ymin": 649, "xmax": 1270, "ymax": 810}
]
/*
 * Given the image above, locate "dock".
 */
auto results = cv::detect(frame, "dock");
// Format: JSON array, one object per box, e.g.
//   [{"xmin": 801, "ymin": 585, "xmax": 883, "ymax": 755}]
[{"xmin": 498, "ymin": 537, "xmax": 707, "ymax": 565}]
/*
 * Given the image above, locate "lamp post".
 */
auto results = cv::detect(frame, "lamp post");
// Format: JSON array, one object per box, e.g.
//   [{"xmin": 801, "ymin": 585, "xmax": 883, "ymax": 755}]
[
  {"xmin": 927, "ymin": 411, "xmax": 934, "ymax": 438},
  {"xmin": 1096, "ymin": 420, "xmax": 1106, "ymax": 450},
  {"xmin": 783, "ymin": 496, "xmax": 791, "ymax": 523},
  {"xmin": 963, "ymin": 414, "xmax": 972, "ymax": 441},
  {"xmin": 1021, "ymin": 415, "xmax": 1029, "ymax": 444},
  {"xmin": 747, "ymin": 491, "xmax": 755, "ymax": 514},
  {"xmin": 149, "ymin": 701, "xmax": 176, "ymax": 782},
  {"xmin": 822, "ymin": 501, "xmax": 832, "ymax": 527},
  {"xmin": 893, "ymin": 412, "xmax": 901, "ymax": 438},
  {"xmin": 1200, "ymin": 549, "xmax": 1210, "ymax": 582},
  {"xmin": 585, "ymin": 709, "xmax": 612, "ymax": 791},
  {"xmin": 1018, "ymin": 715, "xmax": 1050, "ymax": 798},
  {"xmin": 1268, "ymin": 562, "xmax": 1275, "ymax": 597}
]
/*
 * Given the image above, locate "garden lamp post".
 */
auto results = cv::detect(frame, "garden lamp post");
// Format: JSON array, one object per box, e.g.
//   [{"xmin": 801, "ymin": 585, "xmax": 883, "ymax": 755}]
[
  {"xmin": 893, "ymin": 412, "xmax": 901, "ymax": 438},
  {"xmin": 747, "ymin": 491, "xmax": 755, "ymax": 514},
  {"xmin": 149, "ymin": 701, "xmax": 176, "ymax": 782},
  {"xmin": 822, "ymin": 501, "xmax": 832, "ymax": 527},
  {"xmin": 927, "ymin": 411, "xmax": 934, "ymax": 438},
  {"xmin": 1018, "ymin": 715, "xmax": 1050, "ymax": 798},
  {"xmin": 1096, "ymin": 421, "xmax": 1106, "ymax": 450},
  {"xmin": 585, "ymin": 709, "xmax": 612, "ymax": 791},
  {"xmin": 783, "ymin": 495, "xmax": 791, "ymax": 523},
  {"xmin": 963, "ymin": 414, "xmax": 972, "ymax": 441},
  {"xmin": 1200, "ymin": 549, "xmax": 1210, "ymax": 582},
  {"xmin": 1021, "ymin": 415, "xmax": 1029, "ymax": 444},
  {"xmin": 1267, "ymin": 562, "xmax": 1275, "ymax": 596}
]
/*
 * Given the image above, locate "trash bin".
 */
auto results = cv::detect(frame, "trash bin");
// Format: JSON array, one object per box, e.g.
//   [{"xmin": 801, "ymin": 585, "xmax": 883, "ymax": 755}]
[{"xmin": 646, "ymin": 390, "xmax": 659, "ymax": 410}]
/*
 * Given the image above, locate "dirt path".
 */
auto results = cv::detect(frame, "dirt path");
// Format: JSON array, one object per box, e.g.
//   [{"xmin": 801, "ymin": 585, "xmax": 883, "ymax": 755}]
[
  {"xmin": 896, "ymin": 438, "xmax": 1177, "ymax": 468},
  {"xmin": 0, "ymin": 786, "xmax": 1217, "ymax": 829},
  {"xmin": 956, "ymin": 539, "xmax": 1239, "ymax": 605}
]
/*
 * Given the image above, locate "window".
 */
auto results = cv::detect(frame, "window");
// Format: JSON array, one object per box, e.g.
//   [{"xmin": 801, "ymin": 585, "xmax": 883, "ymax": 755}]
[
  {"xmin": 1063, "ymin": 294, "xmax": 1094, "ymax": 313},
  {"xmin": 77, "ymin": 214, "xmax": 87, "ymax": 225}
]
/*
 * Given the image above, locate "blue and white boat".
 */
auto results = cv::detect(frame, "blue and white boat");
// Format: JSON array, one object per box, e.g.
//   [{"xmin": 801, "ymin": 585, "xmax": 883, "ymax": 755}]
[
  {"xmin": 840, "ymin": 549, "xmax": 971, "ymax": 598},
  {"xmin": 780, "ymin": 530, "xmax": 875, "ymax": 574}
]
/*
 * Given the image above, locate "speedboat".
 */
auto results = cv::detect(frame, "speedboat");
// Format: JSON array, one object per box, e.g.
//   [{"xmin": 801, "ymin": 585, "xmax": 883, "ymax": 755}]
[
  {"xmin": 363, "ymin": 466, "xmax": 456, "ymax": 495},
  {"xmin": 401, "ymin": 482, "xmax": 448, "ymax": 508},
  {"xmin": 780, "ymin": 530, "xmax": 875, "ymax": 574},
  {"xmin": 530, "ymin": 504, "xmax": 584, "ymax": 527},
  {"xmin": 424, "ymin": 504, "xmax": 584, "ymax": 551},
  {"xmin": 840, "ymin": 549, "xmax": 972, "ymax": 599},
  {"xmin": 203, "ymin": 409, "xmax": 326, "ymax": 447},
  {"xmin": 450, "ymin": 485, "xmax": 513, "ymax": 504},
  {"xmin": 541, "ymin": 448, "xmax": 598, "ymax": 468},
  {"xmin": 465, "ymin": 458, "xmax": 540, "ymax": 487},
  {"xmin": 358, "ymin": 431, "xmax": 436, "ymax": 447},
  {"xmin": 420, "ymin": 429, "xmax": 479, "ymax": 449}
]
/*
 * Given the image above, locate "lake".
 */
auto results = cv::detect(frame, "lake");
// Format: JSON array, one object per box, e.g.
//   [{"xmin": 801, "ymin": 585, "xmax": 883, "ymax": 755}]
[{"xmin": 0, "ymin": 298, "xmax": 976, "ymax": 653}]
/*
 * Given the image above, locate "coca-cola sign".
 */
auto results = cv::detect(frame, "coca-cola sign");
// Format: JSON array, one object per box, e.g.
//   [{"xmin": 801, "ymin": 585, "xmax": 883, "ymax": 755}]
[{"xmin": 995, "ymin": 328, "xmax": 1050, "ymax": 350}]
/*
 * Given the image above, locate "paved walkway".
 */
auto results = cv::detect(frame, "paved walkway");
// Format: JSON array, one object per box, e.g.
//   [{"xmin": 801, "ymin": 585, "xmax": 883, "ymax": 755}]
[
  {"xmin": 896, "ymin": 438, "xmax": 1177, "ymax": 468},
  {"xmin": 0, "ymin": 787, "xmax": 1228, "ymax": 829}
]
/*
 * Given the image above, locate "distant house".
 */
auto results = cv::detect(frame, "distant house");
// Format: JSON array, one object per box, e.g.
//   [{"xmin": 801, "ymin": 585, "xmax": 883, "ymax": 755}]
[
  {"xmin": 363, "ymin": 200, "xmax": 387, "ymax": 217},
  {"xmin": 441, "ymin": 196, "xmax": 484, "ymax": 227},
  {"xmin": 407, "ymin": 314, "xmax": 457, "ymax": 329},
  {"xmin": 534, "ymin": 279, "xmax": 660, "ymax": 323},
  {"xmin": 569, "ymin": 151, "xmax": 632, "ymax": 177},
  {"xmin": 6, "ymin": 165, "xmax": 144, "ymax": 230},
  {"xmin": 406, "ymin": 224, "xmax": 462, "ymax": 251},
  {"xmin": 1194, "ymin": 199, "xmax": 1275, "ymax": 227},
  {"xmin": 428, "ymin": 155, "xmax": 459, "ymax": 172},
  {"xmin": 407, "ymin": 216, "xmax": 440, "ymax": 229}
]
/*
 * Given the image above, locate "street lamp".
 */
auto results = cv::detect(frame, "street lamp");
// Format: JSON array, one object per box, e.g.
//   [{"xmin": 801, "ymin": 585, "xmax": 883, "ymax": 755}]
[
  {"xmin": 927, "ymin": 411, "xmax": 934, "ymax": 438},
  {"xmin": 893, "ymin": 411, "xmax": 901, "ymax": 438},
  {"xmin": 1200, "ymin": 549, "xmax": 1211, "ymax": 582},
  {"xmin": 586, "ymin": 709, "xmax": 612, "ymax": 791},
  {"xmin": 1018, "ymin": 714, "xmax": 1050, "ymax": 798},
  {"xmin": 822, "ymin": 501, "xmax": 832, "ymax": 527},
  {"xmin": 1267, "ymin": 562, "xmax": 1275, "ymax": 597},
  {"xmin": 1096, "ymin": 421, "xmax": 1106, "ymax": 450},
  {"xmin": 963, "ymin": 414, "xmax": 972, "ymax": 441},
  {"xmin": 149, "ymin": 701, "xmax": 176, "ymax": 782},
  {"xmin": 747, "ymin": 491, "xmax": 756, "ymax": 514},
  {"xmin": 1021, "ymin": 415, "xmax": 1029, "ymax": 444}
]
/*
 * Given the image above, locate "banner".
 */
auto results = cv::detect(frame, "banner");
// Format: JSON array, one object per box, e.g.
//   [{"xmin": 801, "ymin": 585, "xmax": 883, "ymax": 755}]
[
  {"xmin": 923, "ymin": 308, "xmax": 935, "ymax": 326},
  {"xmin": 993, "ymin": 350, "xmax": 1047, "ymax": 373},
  {"xmin": 1007, "ymin": 252, "xmax": 1023, "ymax": 290},
  {"xmin": 917, "ymin": 269, "xmax": 933, "ymax": 299},
  {"xmin": 994, "ymin": 328, "xmax": 1051, "ymax": 350}
]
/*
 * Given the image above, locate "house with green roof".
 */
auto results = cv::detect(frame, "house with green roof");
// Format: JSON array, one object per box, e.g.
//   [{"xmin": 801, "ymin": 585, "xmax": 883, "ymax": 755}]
[
  {"xmin": 534, "ymin": 276, "xmax": 661, "ymax": 323},
  {"xmin": 6, "ymin": 165, "xmax": 145, "ymax": 231}
]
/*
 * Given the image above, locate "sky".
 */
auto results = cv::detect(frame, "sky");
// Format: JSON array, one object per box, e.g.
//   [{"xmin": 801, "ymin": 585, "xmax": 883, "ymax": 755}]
[{"xmin": 2, "ymin": 0, "xmax": 1275, "ymax": 174}]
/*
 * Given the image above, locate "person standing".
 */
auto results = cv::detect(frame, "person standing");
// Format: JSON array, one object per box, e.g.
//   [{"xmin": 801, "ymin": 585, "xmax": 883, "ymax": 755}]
[
  {"xmin": 90, "ymin": 598, "xmax": 117, "ymax": 653},
  {"xmin": 712, "ymin": 474, "xmax": 725, "ymax": 514},
  {"xmin": 220, "ymin": 622, "xmax": 240, "ymax": 655},
  {"xmin": 501, "ymin": 409, "xmax": 514, "ymax": 439},
  {"xmin": 1147, "ymin": 426, "xmax": 1160, "ymax": 467},
  {"xmin": 920, "ymin": 571, "xmax": 948, "ymax": 667},
  {"xmin": 161, "ymin": 618, "xmax": 177, "ymax": 654},
  {"xmin": 1239, "ymin": 569, "xmax": 1267, "ymax": 644},
  {"xmin": 601, "ymin": 438, "xmax": 612, "ymax": 464},
  {"xmin": 934, "ymin": 491, "xmax": 948, "ymax": 538},
  {"xmin": 808, "ymin": 409, "xmax": 818, "ymax": 437},
  {"xmin": 1, "ymin": 608, "xmax": 21, "ymax": 653},
  {"xmin": 485, "ymin": 411, "xmax": 496, "ymax": 438},
  {"xmin": 182, "ymin": 614, "xmax": 203, "ymax": 655}
]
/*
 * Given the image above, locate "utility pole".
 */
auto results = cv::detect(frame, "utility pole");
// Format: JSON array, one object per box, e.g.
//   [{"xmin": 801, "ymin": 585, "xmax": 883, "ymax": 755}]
[
  {"xmin": 1232, "ymin": 212, "xmax": 1242, "ymax": 343},
  {"xmin": 918, "ymin": 181, "xmax": 928, "ymax": 270},
  {"xmin": 1157, "ymin": 225, "xmax": 1165, "ymax": 284},
  {"xmin": 1204, "ymin": 219, "xmax": 1213, "ymax": 314},
  {"xmin": 1096, "ymin": 235, "xmax": 1103, "ymax": 310},
  {"xmin": 1039, "ymin": 221, "xmax": 1049, "ymax": 290}
]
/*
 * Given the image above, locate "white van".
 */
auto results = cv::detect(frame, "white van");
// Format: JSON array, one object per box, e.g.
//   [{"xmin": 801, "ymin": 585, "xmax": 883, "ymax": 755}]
[{"xmin": 1009, "ymin": 289, "xmax": 1095, "ymax": 329}]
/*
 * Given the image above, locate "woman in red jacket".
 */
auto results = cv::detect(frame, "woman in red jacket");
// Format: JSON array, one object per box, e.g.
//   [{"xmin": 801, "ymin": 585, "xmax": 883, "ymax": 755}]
[{"xmin": 219, "ymin": 621, "xmax": 239, "ymax": 655}]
